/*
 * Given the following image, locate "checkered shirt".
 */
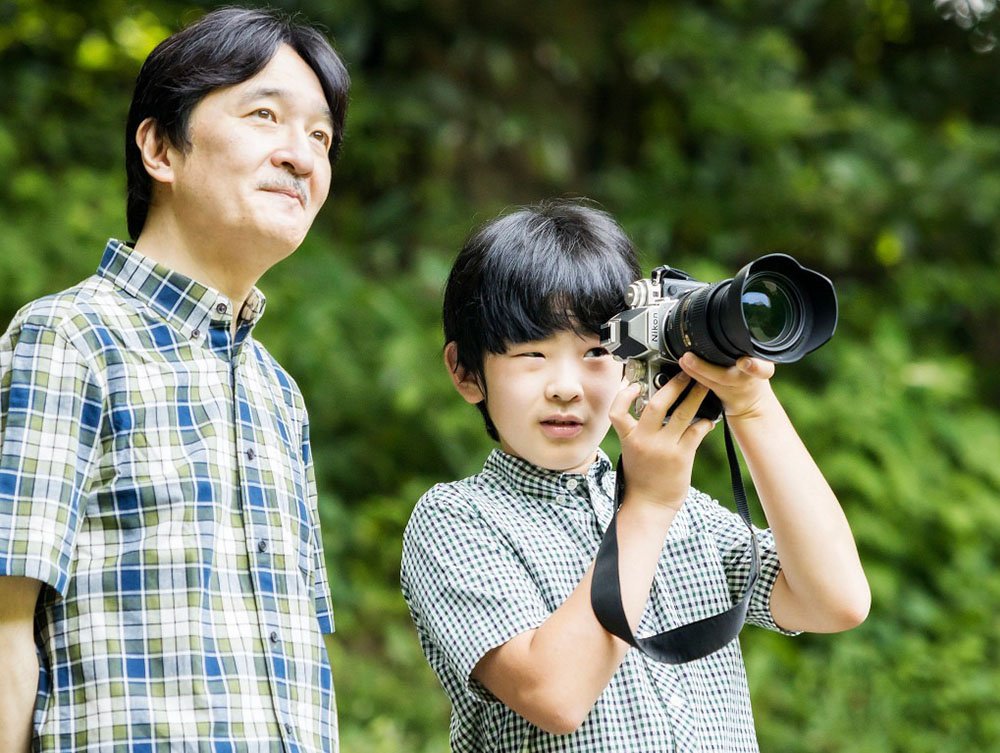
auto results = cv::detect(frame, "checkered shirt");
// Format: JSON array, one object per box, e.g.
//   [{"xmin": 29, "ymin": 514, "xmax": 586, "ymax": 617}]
[
  {"xmin": 401, "ymin": 448, "xmax": 794, "ymax": 752},
  {"xmin": 0, "ymin": 240, "xmax": 337, "ymax": 752}
]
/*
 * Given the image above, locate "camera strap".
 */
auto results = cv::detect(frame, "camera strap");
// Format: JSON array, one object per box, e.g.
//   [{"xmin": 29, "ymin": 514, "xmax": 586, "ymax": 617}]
[{"xmin": 590, "ymin": 418, "xmax": 760, "ymax": 664}]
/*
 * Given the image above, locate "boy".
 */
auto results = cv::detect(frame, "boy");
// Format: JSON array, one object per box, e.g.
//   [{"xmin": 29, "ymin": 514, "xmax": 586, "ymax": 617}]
[{"xmin": 400, "ymin": 200, "xmax": 870, "ymax": 752}]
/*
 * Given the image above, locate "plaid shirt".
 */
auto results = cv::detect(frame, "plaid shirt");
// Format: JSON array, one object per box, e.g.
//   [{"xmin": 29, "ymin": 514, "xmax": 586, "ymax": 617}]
[
  {"xmin": 0, "ymin": 240, "xmax": 336, "ymax": 752},
  {"xmin": 401, "ymin": 448, "xmax": 793, "ymax": 753}
]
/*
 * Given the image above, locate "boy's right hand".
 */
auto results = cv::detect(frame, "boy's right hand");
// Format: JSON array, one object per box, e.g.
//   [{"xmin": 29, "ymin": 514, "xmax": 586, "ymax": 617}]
[{"xmin": 609, "ymin": 372, "xmax": 716, "ymax": 512}]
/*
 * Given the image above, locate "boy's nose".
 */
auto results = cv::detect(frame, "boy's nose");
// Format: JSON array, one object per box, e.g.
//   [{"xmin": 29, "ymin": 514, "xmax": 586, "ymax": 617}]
[{"xmin": 545, "ymin": 370, "xmax": 583, "ymax": 402}]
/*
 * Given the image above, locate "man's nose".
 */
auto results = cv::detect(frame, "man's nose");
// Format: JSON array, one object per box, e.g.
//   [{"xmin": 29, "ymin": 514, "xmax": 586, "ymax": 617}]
[{"xmin": 271, "ymin": 128, "xmax": 316, "ymax": 177}]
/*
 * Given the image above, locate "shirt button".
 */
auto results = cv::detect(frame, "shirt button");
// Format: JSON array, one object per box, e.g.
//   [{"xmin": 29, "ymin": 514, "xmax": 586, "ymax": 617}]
[
  {"xmin": 246, "ymin": 447, "xmax": 256, "ymax": 461},
  {"xmin": 269, "ymin": 631, "xmax": 279, "ymax": 644},
  {"xmin": 555, "ymin": 494, "xmax": 566, "ymax": 504},
  {"xmin": 190, "ymin": 329, "xmax": 200, "ymax": 340},
  {"xmin": 565, "ymin": 478, "xmax": 579, "ymax": 491},
  {"xmin": 257, "ymin": 539, "xmax": 269, "ymax": 553},
  {"xmin": 285, "ymin": 722, "xmax": 293, "ymax": 735},
  {"xmin": 216, "ymin": 302, "xmax": 228, "ymax": 314},
  {"xmin": 669, "ymin": 694, "xmax": 685, "ymax": 709}
]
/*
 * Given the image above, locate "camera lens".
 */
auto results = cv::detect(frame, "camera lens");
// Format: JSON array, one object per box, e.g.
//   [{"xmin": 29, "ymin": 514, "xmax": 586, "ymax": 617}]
[
  {"xmin": 741, "ymin": 273, "xmax": 802, "ymax": 349},
  {"xmin": 658, "ymin": 253, "xmax": 837, "ymax": 366}
]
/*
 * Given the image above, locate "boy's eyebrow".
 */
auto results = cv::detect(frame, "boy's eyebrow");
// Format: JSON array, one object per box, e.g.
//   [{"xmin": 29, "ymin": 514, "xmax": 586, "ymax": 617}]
[{"xmin": 237, "ymin": 86, "xmax": 334, "ymax": 127}]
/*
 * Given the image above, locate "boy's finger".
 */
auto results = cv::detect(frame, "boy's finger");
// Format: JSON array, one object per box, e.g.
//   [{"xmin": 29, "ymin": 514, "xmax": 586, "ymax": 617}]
[
  {"xmin": 665, "ymin": 382, "xmax": 709, "ymax": 431},
  {"xmin": 739, "ymin": 357, "xmax": 776, "ymax": 380},
  {"xmin": 680, "ymin": 416, "xmax": 716, "ymax": 448},
  {"xmin": 639, "ymin": 372, "xmax": 692, "ymax": 430},
  {"xmin": 609, "ymin": 382, "xmax": 641, "ymax": 436}
]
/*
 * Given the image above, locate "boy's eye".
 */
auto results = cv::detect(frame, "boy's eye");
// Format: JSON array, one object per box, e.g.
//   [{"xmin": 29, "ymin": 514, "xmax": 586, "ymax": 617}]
[
  {"xmin": 515, "ymin": 351, "xmax": 544, "ymax": 358},
  {"xmin": 585, "ymin": 346, "xmax": 611, "ymax": 358}
]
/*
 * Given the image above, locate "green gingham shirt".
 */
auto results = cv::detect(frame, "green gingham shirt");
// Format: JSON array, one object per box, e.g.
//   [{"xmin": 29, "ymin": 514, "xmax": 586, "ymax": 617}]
[
  {"xmin": 0, "ymin": 240, "xmax": 336, "ymax": 752},
  {"xmin": 401, "ymin": 449, "xmax": 793, "ymax": 753}
]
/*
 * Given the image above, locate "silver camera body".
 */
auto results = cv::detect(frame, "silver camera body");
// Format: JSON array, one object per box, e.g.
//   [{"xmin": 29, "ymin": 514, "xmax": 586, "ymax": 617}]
[{"xmin": 602, "ymin": 254, "xmax": 838, "ymax": 419}]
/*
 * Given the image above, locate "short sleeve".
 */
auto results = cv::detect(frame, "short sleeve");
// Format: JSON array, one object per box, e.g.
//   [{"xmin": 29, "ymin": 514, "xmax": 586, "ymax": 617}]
[
  {"xmin": 401, "ymin": 485, "xmax": 550, "ymax": 703},
  {"xmin": 302, "ymin": 412, "xmax": 334, "ymax": 634},
  {"xmin": 695, "ymin": 491, "xmax": 800, "ymax": 636},
  {"xmin": 0, "ymin": 322, "xmax": 103, "ymax": 596}
]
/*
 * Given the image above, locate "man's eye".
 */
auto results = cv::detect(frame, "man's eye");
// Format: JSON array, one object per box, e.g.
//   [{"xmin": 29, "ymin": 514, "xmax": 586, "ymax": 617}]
[
  {"xmin": 254, "ymin": 109, "xmax": 276, "ymax": 121},
  {"xmin": 312, "ymin": 130, "xmax": 331, "ymax": 147}
]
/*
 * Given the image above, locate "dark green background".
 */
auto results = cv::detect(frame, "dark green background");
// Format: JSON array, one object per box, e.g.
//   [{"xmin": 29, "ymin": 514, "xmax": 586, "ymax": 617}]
[{"xmin": 2, "ymin": 1, "xmax": 999, "ymax": 749}]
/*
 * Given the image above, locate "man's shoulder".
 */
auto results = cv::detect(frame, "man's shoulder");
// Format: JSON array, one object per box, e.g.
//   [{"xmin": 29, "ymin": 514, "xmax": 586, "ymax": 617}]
[{"xmin": 3, "ymin": 275, "xmax": 115, "ymax": 349}]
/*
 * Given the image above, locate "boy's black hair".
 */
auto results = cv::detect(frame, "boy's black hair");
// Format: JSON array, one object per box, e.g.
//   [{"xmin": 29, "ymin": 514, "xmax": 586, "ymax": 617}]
[
  {"xmin": 443, "ymin": 200, "xmax": 642, "ymax": 440},
  {"xmin": 125, "ymin": 6, "xmax": 350, "ymax": 240}
]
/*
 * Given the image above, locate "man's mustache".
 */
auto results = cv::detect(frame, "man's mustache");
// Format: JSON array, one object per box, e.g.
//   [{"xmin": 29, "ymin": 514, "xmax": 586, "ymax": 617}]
[{"xmin": 258, "ymin": 179, "xmax": 310, "ymax": 206}]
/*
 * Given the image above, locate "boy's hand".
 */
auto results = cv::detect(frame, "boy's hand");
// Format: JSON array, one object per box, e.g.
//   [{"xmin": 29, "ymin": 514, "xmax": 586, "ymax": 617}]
[
  {"xmin": 609, "ymin": 371, "xmax": 715, "ymax": 512},
  {"xmin": 677, "ymin": 352, "xmax": 777, "ymax": 421}
]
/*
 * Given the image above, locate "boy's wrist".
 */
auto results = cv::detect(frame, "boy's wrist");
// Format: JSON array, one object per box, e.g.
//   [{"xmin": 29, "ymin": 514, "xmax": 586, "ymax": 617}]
[
  {"xmin": 620, "ymin": 491, "xmax": 685, "ymax": 520},
  {"xmin": 722, "ymin": 384, "xmax": 782, "ymax": 424}
]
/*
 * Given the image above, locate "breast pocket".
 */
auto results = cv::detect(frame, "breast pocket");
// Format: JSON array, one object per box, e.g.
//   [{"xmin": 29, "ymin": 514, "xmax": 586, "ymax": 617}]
[
  {"xmin": 643, "ymin": 529, "xmax": 735, "ymax": 634},
  {"xmin": 101, "ymin": 359, "xmax": 232, "ymax": 526}
]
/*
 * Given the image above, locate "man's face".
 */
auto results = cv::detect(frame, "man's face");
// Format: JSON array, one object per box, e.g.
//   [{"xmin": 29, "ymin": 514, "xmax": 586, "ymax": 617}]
[{"xmin": 167, "ymin": 44, "xmax": 334, "ymax": 258}]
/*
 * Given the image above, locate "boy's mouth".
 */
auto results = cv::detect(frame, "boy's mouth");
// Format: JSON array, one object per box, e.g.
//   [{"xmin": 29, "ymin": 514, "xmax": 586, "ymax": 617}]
[{"xmin": 540, "ymin": 415, "xmax": 584, "ymax": 438}]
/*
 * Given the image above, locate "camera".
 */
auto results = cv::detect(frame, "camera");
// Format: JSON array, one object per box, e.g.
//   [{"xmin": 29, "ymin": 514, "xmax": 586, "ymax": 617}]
[{"xmin": 601, "ymin": 253, "xmax": 838, "ymax": 421}]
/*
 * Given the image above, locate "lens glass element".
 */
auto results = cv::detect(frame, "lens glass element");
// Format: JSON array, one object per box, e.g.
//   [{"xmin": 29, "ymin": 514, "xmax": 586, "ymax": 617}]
[{"xmin": 741, "ymin": 274, "xmax": 801, "ymax": 347}]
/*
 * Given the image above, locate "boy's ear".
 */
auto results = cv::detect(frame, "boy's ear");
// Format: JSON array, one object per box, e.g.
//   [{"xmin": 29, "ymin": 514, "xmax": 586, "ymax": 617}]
[{"xmin": 444, "ymin": 342, "xmax": 485, "ymax": 405}]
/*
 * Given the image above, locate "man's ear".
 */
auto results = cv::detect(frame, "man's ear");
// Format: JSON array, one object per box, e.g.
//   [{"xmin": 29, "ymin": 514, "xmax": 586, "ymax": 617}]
[
  {"xmin": 135, "ymin": 117, "xmax": 177, "ymax": 185},
  {"xmin": 444, "ymin": 342, "xmax": 485, "ymax": 405}
]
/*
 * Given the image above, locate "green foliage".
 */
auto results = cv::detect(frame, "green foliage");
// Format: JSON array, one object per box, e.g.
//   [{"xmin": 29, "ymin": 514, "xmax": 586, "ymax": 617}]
[{"xmin": 3, "ymin": 0, "xmax": 1000, "ymax": 750}]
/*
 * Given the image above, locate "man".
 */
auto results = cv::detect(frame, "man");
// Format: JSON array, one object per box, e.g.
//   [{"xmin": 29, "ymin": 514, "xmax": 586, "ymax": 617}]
[{"xmin": 0, "ymin": 7, "xmax": 349, "ymax": 751}]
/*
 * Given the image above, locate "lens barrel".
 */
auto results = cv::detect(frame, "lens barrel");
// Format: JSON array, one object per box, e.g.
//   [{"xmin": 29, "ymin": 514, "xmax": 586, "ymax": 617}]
[{"xmin": 662, "ymin": 253, "xmax": 837, "ymax": 366}]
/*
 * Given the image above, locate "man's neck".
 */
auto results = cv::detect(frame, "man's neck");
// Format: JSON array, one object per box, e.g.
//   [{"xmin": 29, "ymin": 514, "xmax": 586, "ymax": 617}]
[{"xmin": 133, "ymin": 217, "xmax": 266, "ymax": 336}]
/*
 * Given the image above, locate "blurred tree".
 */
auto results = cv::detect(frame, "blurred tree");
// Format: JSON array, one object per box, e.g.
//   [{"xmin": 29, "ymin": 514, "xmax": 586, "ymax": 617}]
[{"xmin": 2, "ymin": 0, "xmax": 998, "ymax": 750}]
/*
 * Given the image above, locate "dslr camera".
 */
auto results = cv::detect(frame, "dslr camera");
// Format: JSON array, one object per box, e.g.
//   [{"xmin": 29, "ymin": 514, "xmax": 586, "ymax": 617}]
[{"xmin": 601, "ymin": 253, "xmax": 838, "ymax": 421}]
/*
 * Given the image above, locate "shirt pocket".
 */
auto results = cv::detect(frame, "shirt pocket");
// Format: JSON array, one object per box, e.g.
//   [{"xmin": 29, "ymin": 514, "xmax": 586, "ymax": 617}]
[
  {"xmin": 98, "ymin": 359, "xmax": 232, "ymax": 531},
  {"xmin": 642, "ymin": 529, "xmax": 735, "ymax": 634}
]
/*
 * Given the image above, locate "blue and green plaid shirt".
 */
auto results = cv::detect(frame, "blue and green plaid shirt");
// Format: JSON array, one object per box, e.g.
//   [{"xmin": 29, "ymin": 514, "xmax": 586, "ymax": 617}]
[{"xmin": 0, "ymin": 240, "xmax": 337, "ymax": 752}]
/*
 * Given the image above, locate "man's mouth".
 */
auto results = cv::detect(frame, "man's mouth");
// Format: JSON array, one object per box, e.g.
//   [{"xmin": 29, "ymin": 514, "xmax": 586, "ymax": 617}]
[{"xmin": 260, "ymin": 182, "xmax": 307, "ymax": 207}]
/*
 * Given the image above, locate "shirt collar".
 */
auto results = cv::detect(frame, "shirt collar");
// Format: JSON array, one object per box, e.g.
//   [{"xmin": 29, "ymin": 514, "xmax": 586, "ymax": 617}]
[
  {"xmin": 96, "ymin": 239, "xmax": 267, "ymax": 341},
  {"xmin": 482, "ymin": 447, "xmax": 614, "ymax": 509}
]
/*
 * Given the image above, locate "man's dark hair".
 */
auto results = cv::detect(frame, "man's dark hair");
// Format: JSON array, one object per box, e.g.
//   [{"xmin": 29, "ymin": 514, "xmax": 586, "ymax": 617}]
[
  {"xmin": 443, "ymin": 200, "xmax": 642, "ymax": 440},
  {"xmin": 125, "ymin": 6, "xmax": 350, "ymax": 240}
]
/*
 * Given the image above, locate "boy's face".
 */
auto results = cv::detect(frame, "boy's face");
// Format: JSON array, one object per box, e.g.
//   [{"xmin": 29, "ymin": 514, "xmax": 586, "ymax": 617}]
[{"xmin": 467, "ymin": 329, "xmax": 625, "ymax": 474}]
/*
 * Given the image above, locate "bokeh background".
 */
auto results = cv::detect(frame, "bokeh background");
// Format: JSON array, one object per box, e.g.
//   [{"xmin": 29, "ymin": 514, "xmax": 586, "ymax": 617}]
[{"xmin": 3, "ymin": 0, "xmax": 1000, "ymax": 750}]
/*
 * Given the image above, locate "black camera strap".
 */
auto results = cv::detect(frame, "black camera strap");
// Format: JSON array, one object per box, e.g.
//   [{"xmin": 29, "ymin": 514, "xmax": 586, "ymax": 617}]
[{"xmin": 590, "ymin": 418, "xmax": 760, "ymax": 664}]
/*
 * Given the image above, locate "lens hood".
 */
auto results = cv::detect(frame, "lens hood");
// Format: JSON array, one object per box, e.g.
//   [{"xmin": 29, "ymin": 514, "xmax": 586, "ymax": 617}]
[{"xmin": 719, "ymin": 253, "xmax": 838, "ymax": 363}]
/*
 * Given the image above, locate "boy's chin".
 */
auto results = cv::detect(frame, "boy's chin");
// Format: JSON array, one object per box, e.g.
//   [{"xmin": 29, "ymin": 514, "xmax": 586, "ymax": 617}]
[{"xmin": 505, "ymin": 445, "xmax": 598, "ymax": 475}]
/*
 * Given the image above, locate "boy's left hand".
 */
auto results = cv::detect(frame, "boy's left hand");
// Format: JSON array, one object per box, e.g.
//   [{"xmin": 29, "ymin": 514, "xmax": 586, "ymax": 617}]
[{"xmin": 677, "ymin": 352, "xmax": 776, "ymax": 421}]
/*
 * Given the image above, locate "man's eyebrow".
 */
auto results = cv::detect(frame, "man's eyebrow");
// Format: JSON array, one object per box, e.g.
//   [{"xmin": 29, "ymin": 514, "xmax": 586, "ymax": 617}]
[{"xmin": 237, "ymin": 86, "xmax": 334, "ymax": 127}]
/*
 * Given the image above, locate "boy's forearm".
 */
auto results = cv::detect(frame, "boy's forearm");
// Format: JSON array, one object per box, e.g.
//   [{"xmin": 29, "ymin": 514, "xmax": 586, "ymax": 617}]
[
  {"xmin": 727, "ymin": 391, "xmax": 870, "ymax": 632},
  {"xmin": 474, "ymin": 500, "xmax": 676, "ymax": 734}
]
